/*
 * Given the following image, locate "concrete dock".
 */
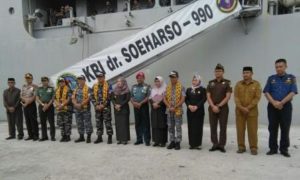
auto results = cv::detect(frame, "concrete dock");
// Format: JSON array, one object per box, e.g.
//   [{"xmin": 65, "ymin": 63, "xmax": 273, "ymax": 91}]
[{"xmin": 0, "ymin": 123, "xmax": 300, "ymax": 180}]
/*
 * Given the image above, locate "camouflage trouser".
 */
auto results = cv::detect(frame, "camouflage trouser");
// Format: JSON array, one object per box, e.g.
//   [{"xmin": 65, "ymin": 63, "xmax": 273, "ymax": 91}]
[
  {"xmin": 95, "ymin": 107, "xmax": 113, "ymax": 136},
  {"xmin": 75, "ymin": 111, "xmax": 93, "ymax": 135},
  {"xmin": 167, "ymin": 113, "xmax": 183, "ymax": 143},
  {"xmin": 57, "ymin": 112, "xmax": 72, "ymax": 136}
]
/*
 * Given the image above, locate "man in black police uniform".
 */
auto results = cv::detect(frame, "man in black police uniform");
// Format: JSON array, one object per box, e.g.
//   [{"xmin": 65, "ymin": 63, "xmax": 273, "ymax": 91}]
[{"xmin": 263, "ymin": 58, "xmax": 298, "ymax": 157}]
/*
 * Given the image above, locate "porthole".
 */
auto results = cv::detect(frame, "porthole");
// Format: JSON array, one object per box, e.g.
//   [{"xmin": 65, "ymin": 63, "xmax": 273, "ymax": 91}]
[{"xmin": 9, "ymin": 7, "xmax": 15, "ymax": 15}]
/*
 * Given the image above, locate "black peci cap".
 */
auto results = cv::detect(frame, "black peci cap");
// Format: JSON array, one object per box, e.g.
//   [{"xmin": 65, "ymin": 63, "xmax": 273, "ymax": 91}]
[
  {"xmin": 243, "ymin": 66, "xmax": 253, "ymax": 72},
  {"xmin": 8, "ymin": 78, "xmax": 15, "ymax": 82}
]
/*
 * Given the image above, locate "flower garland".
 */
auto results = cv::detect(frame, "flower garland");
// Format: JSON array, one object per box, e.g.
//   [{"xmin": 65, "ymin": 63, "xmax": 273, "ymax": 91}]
[
  {"xmin": 93, "ymin": 81, "xmax": 109, "ymax": 105},
  {"xmin": 166, "ymin": 82, "xmax": 182, "ymax": 117},
  {"xmin": 73, "ymin": 84, "xmax": 89, "ymax": 109},
  {"xmin": 55, "ymin": 85, "xmax": 69, "ymax": 111}
]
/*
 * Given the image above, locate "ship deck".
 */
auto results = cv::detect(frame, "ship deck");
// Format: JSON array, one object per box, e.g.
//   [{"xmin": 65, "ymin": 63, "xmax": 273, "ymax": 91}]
[{"xmin": 0, "ymin": 123, "xmax": 300, "ymax": 180}]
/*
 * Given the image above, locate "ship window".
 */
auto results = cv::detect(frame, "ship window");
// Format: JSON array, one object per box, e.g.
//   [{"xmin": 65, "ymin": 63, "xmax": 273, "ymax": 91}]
[
  {"xmin": 267, "ymin": 0, "xmax": 300, "ymax": 15},
  {"xmin": 131, "ymin": 0, "xmax": 155, "ymax": 10},
  {"xmin": 175, "ymin": 0, "xmax": 193, "ymax": 5},
  {"xmin": 9, "ymin": 7, "xmax": 15, "ymax": 15},
  {"xmin": 87, "ymin": 0, "xmax": 118, "ymax": 15},
  {"xmin": 160, "ymin": 0, "xmax": 170, "ymax": 7},
  {"xmin": 31, "ymin": 0, "xmax": 76, "ymax": 27}
]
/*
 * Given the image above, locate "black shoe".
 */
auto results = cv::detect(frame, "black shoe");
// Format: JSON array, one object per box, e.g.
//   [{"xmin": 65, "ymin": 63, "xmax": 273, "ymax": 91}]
[
  {"xmin": 122, "ymin": 141, "xmax": 128, "ymax": 145},
  {"xmin": 134, "ymin": 141, "xmax": 143, "ymax": 145},
  {"xmin": 86, "ymin": 134, "xmax": 91, "ymax": 143},
  {"xmin": 280, "ymin": 151, "xmax": 291, "ymax": 158},
  {"xmin": 75, "ymin": 134, "xmax": 85, "ymax": 143},
  {"xmin": 18, "ymin": 136, "xmax": 23, "ymax": 140},
  {"xmin": 65, "ymin": 135, "xmax": 71, "ymax": 142},
  {"xmin": 33, "ymin": 136, "xmax": 39, "ymax": 141},
  {"xmin": 51, "ymin": 137, "xmax": 56, "ymax": 141},
  {"xmin": 266, "ymin": 150, "xmax": 278, "ymax": 155},
  {"xmin": 145, "ymin": 142, "xmax": 151, "ymax": 146},
  {"xmin": 94, "ymin": 136, "xmax": 103, "ymax": 144},
  {"xmin": 175, "ymin": 142, "xmax": 181, "ymax": 150},
  {"xmin": 39, "ymin": 137, "xmax": 48, "ymax": 142},
  {"xmin": 25, "ymin": 137, "xmax": 33, "ymax": 141},
  {"xmin": 6, "ymin": 136, "xmax": 15, "ymax": 140},
  {"xmin": 209, "ymin": 146, "xmax": 218, "ymax": 152},
  {"xmin": 160, "ymin": 143, "xmax": 166, "ymax": 147},
  {"xmin": 153, "ymin": 143, "xmax": 159, "ymax": 147},
  {"xmin": 60, "ymin": 136, "xmax": 66, "ymax": 142},
  {"xmin": 190, "ymin": 146, "xmax": 201, "ymax": 150},
  {"xmin": 107, "ymin": 135, "xmax": 112, "ymax": 144},
  {"xmin": 117, "ymin": 141, "xmax": 122, "ymax": 145},
  {"xmin": 218, "ymin": 147, "xmax": 226, "ymax": 153},
  {"xmin": 167, "ymin": 141, "xmax": 176, "ymax": 149}
]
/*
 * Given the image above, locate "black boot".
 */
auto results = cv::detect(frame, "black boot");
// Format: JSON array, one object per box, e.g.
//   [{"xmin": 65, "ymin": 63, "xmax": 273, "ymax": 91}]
[
  {"xmin": 167, "ymin": 141, "xmax": 176, "ymax": 149},
  {"xmin": 60, "ymin": 135, "xmax": 66, "ymax": 142},
  {"xmin": 75, "ymin": 134, "xmax": 85, "ymax": 143},
  {"xmin": 94, "ymin": 135, "xmax": 103, "ymax": 144},
  {"xmin": 86, "ymin": 134, "xmax": 91, "ymax": 143},
  {"xmin": 65, "ymin": 135, "xmax": 71, "ymax": 142},
  {"xmin": 175, "ymin": 142, "xmax": 181, "ymax": 150},
  {"xmin": 107, "ymin": 135, "xmax": 112, "ymax": 144}
]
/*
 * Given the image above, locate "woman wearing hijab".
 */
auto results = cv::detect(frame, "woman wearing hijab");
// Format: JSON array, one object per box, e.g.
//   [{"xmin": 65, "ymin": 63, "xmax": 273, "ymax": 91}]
[
  {"xmin": 149, "ymin": 76, "xmax": 168, "ymax": 147},
  {"xmin": 185, "ymin": 74, "xmax": 207, "ymax": 149},
  {"xmin": 112, "ymin": 77, "xmax": 131, "ymax": 145}
]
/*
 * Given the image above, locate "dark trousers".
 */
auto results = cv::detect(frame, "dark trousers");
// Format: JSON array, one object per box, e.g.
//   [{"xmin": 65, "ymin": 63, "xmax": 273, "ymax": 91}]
[
  {"xmin": 7, "ymin": 109, "xmax": 24, "ymax": 138},
  {"xmin": 134, "ymin": 104, "xmax": 151, "ymax": 143},
  {"xmin": 268, "ymin": 102, "xmax": 292, "ymax": 152},
  {"xmin": 39, "ymin": 105, "xmax": 55, "ymax": 139},
  {"xmin": 209, "ymin": 105, "xmax": 229, "ymax": 148},
  {"xmin": 24, "ymin": 102, "xmax": 39, "ymax": 138}
]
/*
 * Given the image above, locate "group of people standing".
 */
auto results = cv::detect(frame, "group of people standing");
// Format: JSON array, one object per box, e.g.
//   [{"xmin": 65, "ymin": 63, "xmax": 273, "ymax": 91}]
[{"xmin": 3, "ymin": 58, "xmax": 297, "ymax": 158}]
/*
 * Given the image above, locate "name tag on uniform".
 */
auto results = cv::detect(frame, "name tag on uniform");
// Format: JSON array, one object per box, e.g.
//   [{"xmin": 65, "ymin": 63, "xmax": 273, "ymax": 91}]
[{"xmin": 286, "ymin": 78, "xmax": 292, "ymax": 84}]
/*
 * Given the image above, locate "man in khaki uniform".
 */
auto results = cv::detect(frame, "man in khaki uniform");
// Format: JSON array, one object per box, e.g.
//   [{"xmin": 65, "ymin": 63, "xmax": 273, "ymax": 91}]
[
  {"xmin": 234, "ymin": 67, "xmax": 261, "ymax": 155},
  {"xmin": 207, "ymin": 64, "xmax": 232, "ymax": 153}
]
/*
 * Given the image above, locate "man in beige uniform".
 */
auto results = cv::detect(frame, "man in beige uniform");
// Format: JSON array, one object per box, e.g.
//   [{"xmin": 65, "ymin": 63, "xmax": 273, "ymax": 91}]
[
  {"xmin": 21, "ymin": 73, "xmax": 39, "ymax": 141},
  {"xmin": 234, "ymin": 67, "xmax": 261, "ymax": 155}
]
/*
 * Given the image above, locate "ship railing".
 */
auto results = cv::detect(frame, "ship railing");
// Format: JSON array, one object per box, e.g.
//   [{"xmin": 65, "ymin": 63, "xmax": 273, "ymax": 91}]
[{"xmin": 240, "ymin": 0, "xmax": 262, "ymax": 17}]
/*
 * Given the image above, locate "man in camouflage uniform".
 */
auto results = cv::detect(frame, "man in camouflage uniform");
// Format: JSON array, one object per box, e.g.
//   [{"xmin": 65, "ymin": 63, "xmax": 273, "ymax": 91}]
[
  {"xmin": 91, "ymin": 72, "xmax": 113, "ymax": 144},
  {"xmin": 55, "ymin": 77, "xmax": 72, "ymax": 142},
  {"xmin": 164, "ymin": 71, "xmax": 186, "ymax": 150},
  {"xmin": 21, "ymin": 73, "xmax": 39, "ymax": 141},
  {"xmin": 36, "ymin": 76, "xmax": 56, "ymax": 141},
  {"xmin": 72, "ymin": 75, "xmax": 93, "ymax": 143}
]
